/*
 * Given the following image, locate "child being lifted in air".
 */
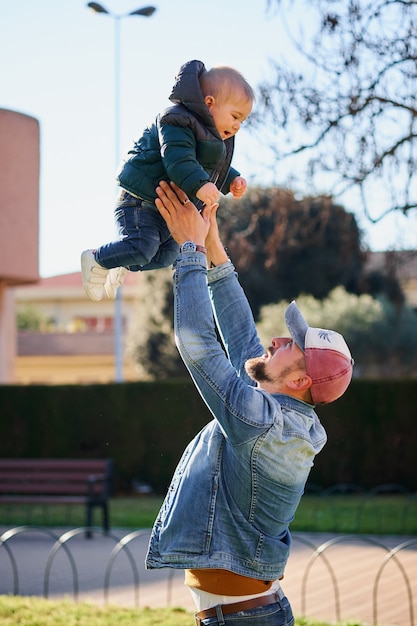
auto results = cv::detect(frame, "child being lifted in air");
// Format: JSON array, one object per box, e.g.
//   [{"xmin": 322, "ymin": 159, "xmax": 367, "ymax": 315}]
[{"xmin": 81, "ymin": 58, "xmax": 254, "ymax": 301}]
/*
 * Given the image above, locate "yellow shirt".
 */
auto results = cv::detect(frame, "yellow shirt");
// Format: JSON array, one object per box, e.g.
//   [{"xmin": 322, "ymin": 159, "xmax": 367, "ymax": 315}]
[{"xmin": 185, "ymin": 569, "xmax": 273, "ymax": 595}]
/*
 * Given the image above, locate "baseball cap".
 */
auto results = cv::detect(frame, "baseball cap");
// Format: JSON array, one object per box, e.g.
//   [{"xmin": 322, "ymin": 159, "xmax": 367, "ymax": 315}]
[{"xmin": 285, "ymin": 301, "xmax": 354, "ymax": 405}]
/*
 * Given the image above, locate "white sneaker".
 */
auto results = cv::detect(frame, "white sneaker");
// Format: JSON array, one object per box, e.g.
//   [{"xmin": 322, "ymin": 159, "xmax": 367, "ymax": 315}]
[
  {"xmin": 104, "ymin": 266, "xmax": 128, "ymax": 300},
  {"xmin": 80, "ymin": 249, "xmax": 109, "ymax": 301}
]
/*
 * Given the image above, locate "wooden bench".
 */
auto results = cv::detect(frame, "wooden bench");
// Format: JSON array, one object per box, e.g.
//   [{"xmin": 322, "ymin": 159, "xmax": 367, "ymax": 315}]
[{"xmin": 0, "ymin": 458, "xmax": 113, "ymax": 538}]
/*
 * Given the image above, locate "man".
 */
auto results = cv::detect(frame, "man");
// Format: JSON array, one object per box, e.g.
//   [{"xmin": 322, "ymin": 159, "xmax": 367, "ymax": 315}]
[{"xmin": 146, "ymin": 181, "xmax": 354, "ymax": 625}]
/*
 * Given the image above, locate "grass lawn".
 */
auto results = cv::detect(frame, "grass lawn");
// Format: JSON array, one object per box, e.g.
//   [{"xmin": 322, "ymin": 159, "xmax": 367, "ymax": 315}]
[
  {"xmin": 0, "ymin": 595, "xmax": 363, "ymax": 625},
  {"xmin": 1, "ymin": 494, "xmax": 416, "ymax": 535},
  {"xmin": 0, "ymin": 497, "xmax": 409, "ymax": 626},
  {"xmin": 290, "ymin": 493, "xmax": 417, "ymax": 534}
]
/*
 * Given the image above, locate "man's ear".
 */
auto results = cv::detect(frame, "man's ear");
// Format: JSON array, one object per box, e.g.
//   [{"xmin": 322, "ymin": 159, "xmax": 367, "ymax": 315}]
[{"xmin": 286, "ymin": 374, "xmax": 312, "ymax": 392}]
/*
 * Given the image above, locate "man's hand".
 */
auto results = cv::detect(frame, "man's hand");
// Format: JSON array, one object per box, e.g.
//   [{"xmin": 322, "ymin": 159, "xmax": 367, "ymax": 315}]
[{"xmin": 155, "ymin": 181, "xmax": 216, "ymax": 247}]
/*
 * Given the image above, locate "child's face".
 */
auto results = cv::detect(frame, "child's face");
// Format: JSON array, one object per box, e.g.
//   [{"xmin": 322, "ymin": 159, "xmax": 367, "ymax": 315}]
[{"xmin": 205, "ymin": 92, "xmax": 252, "ymax": 141}]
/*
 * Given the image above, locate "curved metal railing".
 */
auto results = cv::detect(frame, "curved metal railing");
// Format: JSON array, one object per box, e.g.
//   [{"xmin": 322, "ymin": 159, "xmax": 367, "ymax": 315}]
[{"xmin": 0, "ymin": 525, "xmax": 415, "ymax": 625}]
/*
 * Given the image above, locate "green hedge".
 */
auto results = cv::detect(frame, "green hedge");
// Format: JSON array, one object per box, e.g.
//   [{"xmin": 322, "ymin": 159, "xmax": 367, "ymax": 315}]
[
  {"xmin": 0, "ymin": 379, "xmax": 416, "ymax": 494},
  {"xmin": 314, "ymin": 379, "xmax": 417, "ymax": 489}
]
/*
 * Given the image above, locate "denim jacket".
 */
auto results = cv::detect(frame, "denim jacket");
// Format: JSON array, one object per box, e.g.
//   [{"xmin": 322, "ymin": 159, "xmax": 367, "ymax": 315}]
[{"xmin": 146, "ymin": 255, "xmax": 327, "ymax": 580}]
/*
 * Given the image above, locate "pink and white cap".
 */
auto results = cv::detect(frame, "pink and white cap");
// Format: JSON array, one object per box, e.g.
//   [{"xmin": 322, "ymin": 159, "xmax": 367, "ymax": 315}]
[{"xmin": 285, "ymin": 301, "xmax": 354, "ymax": 405}]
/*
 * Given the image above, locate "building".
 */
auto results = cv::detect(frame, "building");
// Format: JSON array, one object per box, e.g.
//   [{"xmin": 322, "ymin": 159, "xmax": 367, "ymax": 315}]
[
  {"xmin": 364, "ymin": 249, "xmax": 417, "ymax": 310},
  {"xmin": 0, "ymin": 109, "xmax": 40, "ymax": 383},
  {"xmin": 12, "ymin": 250, "xmax": 417, "ymax": 385},
  {"xmin": 0, "ymin": 107, "xmax": 148, "ymax": 385},
  {"xmin": 14, "ymin": 270, "xmax": 144, "ymax": 385}
]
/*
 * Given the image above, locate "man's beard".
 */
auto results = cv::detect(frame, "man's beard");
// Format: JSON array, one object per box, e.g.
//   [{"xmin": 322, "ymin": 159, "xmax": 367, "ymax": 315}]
[{"xmin": 244, "ymin": 356, "xmax": 274, "ymax": 383}]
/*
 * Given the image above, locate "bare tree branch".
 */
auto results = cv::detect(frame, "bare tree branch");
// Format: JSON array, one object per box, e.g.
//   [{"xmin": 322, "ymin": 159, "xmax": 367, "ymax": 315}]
[{"xmin": 253, "ymin": 0, "xmax": 417, "ymax": 222}]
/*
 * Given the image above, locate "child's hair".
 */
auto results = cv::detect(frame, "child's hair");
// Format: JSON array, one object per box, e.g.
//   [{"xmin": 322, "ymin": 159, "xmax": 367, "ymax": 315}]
[{"xmin": 200, "ymin": 66, "xmax": 255, "ymax": 104}]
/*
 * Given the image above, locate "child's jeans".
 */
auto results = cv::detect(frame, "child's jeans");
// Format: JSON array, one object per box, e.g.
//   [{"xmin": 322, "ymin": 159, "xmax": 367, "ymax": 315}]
[{"xmin": 95, "ymin": 190, "xmax": 179, "ymax": 271}]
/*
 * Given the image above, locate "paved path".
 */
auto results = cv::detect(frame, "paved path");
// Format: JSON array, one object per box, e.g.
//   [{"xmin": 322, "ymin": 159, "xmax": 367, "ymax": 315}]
[{"xmin": 0, "ymin": 526, "xmax": 416, "ymax": 625}]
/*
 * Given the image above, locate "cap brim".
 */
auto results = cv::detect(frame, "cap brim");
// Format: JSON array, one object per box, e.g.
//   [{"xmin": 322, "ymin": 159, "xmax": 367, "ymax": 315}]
[{"xmin": 285, "ymin": 301, "xmax": 309, "ymax": 351}]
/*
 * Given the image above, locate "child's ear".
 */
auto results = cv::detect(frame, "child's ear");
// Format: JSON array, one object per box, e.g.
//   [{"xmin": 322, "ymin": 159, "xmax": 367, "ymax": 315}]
[{"xmin": 204, "ymin": 95, "xmax": 215, "ymax": 109}]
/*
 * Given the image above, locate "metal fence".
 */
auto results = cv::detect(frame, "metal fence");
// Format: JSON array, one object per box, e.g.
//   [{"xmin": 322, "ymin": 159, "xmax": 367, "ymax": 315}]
[{"xmin": 1, "ymin": 524, "xmax": 416, "ymax": 626}]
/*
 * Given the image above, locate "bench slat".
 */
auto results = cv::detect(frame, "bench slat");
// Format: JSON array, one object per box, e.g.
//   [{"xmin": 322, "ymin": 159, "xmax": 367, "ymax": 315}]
[
  {"xmin": 0, "ymin": 459, "xmax": 108, "ymax": 471},
  {"xmin": 0, "ymin": 472, "xmax": 106, "ymax": 483},
  {"xmin": 0, "ymin": 484, "xmax": 104, "ymax": 495},
  {"xmin": 0, "ymin": 458, "xmax": 113, "ymax": 537},
  {"xmin": 0, "ymin": 495, "xmax": 87, "ymax": 505}
]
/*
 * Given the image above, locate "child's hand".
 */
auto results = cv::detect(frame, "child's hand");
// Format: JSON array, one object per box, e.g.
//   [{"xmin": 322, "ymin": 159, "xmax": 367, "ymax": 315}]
[
  {"xmin": 196, "ymin": 182, "xmax": 220, "ymax": 206},
  {"xmin": 230, "ymin": 176, "xmax": 247, "ymax": 198}
]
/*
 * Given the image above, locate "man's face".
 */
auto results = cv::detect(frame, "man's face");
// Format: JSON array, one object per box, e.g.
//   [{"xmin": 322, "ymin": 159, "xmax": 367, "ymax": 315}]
[{"xmin": 245, "ymin": 337, "xmax": 306, "ymax": 387}]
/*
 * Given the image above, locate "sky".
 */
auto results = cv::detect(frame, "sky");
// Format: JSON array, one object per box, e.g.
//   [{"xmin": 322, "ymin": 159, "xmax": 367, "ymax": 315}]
[{"xmin": 2, "ymin": 0, "xmax": 417, "ymax": 278}]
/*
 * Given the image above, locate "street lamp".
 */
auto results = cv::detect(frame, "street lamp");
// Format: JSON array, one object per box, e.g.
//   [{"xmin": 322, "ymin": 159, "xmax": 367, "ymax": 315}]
[
  {"xmin": 87, "ymin": 3, "xmax": 156, "ymax": 17},
  {"xmin": 87, "ymin": 2, "xmax": 157, "ymax": 382}
]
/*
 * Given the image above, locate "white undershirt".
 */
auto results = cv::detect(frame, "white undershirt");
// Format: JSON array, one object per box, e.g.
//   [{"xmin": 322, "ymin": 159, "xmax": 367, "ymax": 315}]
[{"xmin": 188, "ymin": 578, "xmax": 282, "ymax": 612}]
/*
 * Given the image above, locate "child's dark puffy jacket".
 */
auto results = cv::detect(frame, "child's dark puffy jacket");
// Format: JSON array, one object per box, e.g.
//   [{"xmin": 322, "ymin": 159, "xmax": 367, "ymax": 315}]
[{"xmin": 117, "ymin": 59, "xmax": 239, "ymax": 205}]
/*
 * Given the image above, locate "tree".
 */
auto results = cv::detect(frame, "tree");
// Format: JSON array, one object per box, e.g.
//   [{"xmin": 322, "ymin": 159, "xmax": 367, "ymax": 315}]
[
  {"xmin": 17, "ymin": 306, "xmax": 53, "ymax": 332},
  {"xmin": 125, "ymin": 268, "xmax": 186, "ymax": 380},
  {"xmin": 252, "ymin": 0, "xmax": 417, "ymax": 222},
  {"xmin": 126, "ymin": 188, "xmax": 406, "ymax": 379},
  {"xmin": 256, "ymin": 286, "xmax": 417, "ymax": 375},
  {"xmin": 218, "ymin": 186, "xmax": 367, "ymax": 316}
]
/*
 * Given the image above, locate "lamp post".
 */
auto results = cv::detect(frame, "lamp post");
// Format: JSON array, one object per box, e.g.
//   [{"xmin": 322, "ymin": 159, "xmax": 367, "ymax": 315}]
[{"xmin": 87, "ymin": 2, "xmax": 157, "ymax": 382}]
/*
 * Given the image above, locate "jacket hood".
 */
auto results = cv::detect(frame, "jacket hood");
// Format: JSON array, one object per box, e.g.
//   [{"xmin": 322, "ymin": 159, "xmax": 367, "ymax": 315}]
[{"xmin": 168, "ymin": 60, "xmax": 218, "ymax": 134}]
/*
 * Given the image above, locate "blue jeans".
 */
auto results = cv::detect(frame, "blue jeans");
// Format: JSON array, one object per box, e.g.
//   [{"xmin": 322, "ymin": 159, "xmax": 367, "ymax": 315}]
[
  {"xmin": 196, "ymin": 592, "xmax": 294, "ymax": 625},
  {"xmin": 95, "ymin": 190, "xmax": 179, "ymax": 271}
]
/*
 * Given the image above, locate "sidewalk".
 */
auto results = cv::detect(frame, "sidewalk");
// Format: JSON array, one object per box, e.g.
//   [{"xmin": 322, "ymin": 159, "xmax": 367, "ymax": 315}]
[{"xmin": 1, "ymin": 526, "xmax": 416, "ymax": 625}]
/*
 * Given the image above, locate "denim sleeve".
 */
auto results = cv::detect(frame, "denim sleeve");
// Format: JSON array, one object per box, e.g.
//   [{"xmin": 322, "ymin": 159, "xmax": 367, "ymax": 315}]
[
  {"xmin": 174, "ymin": 256, "xmax": 278, "ymax": 443},
  {"xmin": 207, "ymin": 261, "xmax": 265, "ymax": 383}
]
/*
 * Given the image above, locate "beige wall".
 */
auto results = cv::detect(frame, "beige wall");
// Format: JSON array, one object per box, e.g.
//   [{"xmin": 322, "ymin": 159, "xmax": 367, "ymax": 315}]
[
  {"xmin": 13, "ymin": 272, "xmax": 145, "ymax": 385},
  {"xmin": 0, "ymin": 283, "xmax": 15, "ymax": 382},
  {"xmin": 15, "ymin": 354, "xmax": 140, "ymax": 385}
]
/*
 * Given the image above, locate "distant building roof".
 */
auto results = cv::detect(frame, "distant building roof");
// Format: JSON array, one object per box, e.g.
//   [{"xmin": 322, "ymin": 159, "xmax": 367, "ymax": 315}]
[{"xmin": 365, "ymin": 250, "xmax": 417, "ymax": 281}]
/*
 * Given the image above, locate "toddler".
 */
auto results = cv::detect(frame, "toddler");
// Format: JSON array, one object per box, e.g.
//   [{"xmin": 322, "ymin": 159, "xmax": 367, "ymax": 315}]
[{"xmin": 81, "ymin": 59, "xmax": 254, "ymax": 301}]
